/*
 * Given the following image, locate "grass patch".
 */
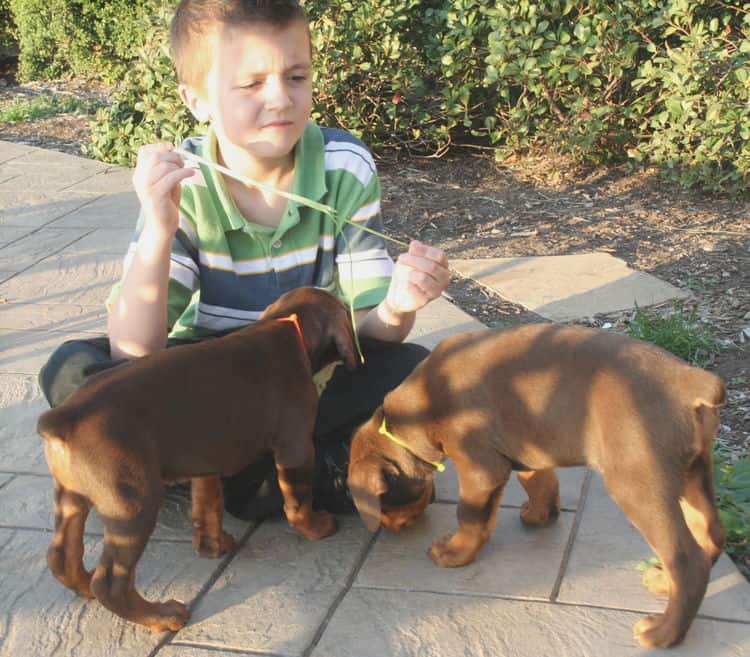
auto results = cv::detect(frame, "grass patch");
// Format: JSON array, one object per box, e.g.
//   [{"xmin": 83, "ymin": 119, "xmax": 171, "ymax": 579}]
[
  {"xmin": 714, "ymin": 447, "xmax": 750, "ymax": 559},
  {"xmin": 625, "ymin": 305, "xmax": 722, "ymax": 367},
  {"xmin": 0, "ymin": 94, "xmax": 103, "ymax": 123}
]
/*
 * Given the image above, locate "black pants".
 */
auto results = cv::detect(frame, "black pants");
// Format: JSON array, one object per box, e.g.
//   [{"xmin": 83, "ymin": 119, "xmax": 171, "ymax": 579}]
[{"xmin": 38, "ymin": 334, "xmax": 428, "ymax": 518}]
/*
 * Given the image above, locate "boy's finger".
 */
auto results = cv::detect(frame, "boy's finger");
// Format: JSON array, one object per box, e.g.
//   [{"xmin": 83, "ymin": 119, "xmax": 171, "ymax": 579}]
[
  {"xmin": 408, "ymin": 240, "xmax": 448, "ymax": 266},
  {"xmin": 397, "ymin": 252, "xmax": 449, "ymax": 279}
]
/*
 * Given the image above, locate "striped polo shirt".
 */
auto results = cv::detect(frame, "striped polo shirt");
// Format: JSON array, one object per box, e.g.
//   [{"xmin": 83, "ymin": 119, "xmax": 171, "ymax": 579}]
[{"xmin": 108, "ymin": 122, "xmax": 394, "ymax": 339}]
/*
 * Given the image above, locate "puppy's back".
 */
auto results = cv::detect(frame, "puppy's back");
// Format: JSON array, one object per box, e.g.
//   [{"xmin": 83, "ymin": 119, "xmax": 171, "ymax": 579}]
[{"xmin": 410, "ymin": 323, "xmax": 725, "ymax": 467}]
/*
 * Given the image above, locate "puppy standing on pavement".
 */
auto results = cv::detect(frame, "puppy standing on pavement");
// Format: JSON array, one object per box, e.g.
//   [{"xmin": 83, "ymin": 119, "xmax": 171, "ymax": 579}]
[
  {"xmin": 348, "ymin": 323, "xmax": 726, "ymax": 648},
  {"xmin": 37, "ymin": 287, "xmax": 356, "ymax": 632}
]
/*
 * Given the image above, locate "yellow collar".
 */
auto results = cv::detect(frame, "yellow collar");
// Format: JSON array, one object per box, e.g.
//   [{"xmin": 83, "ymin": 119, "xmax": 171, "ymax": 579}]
[{"xmin": 378, "ymin": 416, "xmax": 445, "ymax": 472}]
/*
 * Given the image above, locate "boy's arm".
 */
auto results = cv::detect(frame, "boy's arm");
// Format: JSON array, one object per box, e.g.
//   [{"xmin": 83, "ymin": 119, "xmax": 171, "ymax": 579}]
[
  {"xmin": 108, "ymin": 143, "xmax": 195, "ymax": 359},
  {"xmin": 354, "ymin": 240, "xmax": 449, "ymax": 342}
]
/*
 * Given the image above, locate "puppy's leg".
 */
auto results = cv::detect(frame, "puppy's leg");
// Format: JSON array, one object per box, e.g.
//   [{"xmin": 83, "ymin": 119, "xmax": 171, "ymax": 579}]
[
  {"xmin": 429, "ymin": 453, "xmax": 512, "ymax": 567},
  {"xmin": 605, "ymin": 474, "xmax": 709, "ymax": 648},
  {"xmin": 191, "ymin": 476, "xmax": 235, "ymax": 558},
  {"xmin": 645, "ymin": 448, "xmax": 726, "ymax": 596},
  {"xmin": 91, "ymin": 484, "xmax": 189, "ymax": 632},
  {"xmin": 47, "ymin": 482, "xmax": 94, "ymax": 598},
  {"xmin": 516, "ymin": 469, "xmax": 560, "ymax": 526},
  {"xmin": 276, "ymin": 460, "xmax": 337, "ymax": 540},
  {"xmin": 680, "ymin": 448, "xmax": 725, "ymax": 563}
]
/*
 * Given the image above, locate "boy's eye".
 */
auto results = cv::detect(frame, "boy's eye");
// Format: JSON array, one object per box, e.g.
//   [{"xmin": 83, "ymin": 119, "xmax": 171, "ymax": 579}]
[
  {"xmin": 290, "ymin": 74, "xmax": 307, "ymax": 82},
  {"xmin": 240, "ymin": 81, "xmax": 261, "ymax": 90}
]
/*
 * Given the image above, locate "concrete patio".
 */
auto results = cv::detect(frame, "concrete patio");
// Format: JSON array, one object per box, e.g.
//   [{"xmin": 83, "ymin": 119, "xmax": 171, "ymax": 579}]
[{"xmin": 0, "ymin": 140, "xmax": 748, "ymax": 657}]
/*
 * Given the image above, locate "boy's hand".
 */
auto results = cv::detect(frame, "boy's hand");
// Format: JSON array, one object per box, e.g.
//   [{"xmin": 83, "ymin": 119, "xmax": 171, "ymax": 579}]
[
  {"xmin": 132, "ymin": 143, "xmax": 195, "ymax": 237},
  {"xmin": 384, "ymin": 241, "xmax": 450, "ymax": 316}
]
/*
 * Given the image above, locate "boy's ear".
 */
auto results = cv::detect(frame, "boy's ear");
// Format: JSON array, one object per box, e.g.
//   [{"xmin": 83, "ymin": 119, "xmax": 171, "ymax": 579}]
[{"xmin": 179, "ymin": 84, "xmax": 211, "ymax": 123}]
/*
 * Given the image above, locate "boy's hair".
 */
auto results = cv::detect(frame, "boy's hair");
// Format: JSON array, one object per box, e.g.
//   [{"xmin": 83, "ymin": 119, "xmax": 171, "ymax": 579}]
[{"xmin": 170, "ymin": 0, "xmax": 309, "ymax": 90}]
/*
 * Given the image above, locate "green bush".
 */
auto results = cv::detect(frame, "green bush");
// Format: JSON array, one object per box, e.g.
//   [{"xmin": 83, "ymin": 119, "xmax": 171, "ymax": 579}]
[
  {"xmin": 483, "ymin": 1, "xmax": 660, "ymax": 159},
  {"xmin": 85, "ymin": 0, "xmax": 750, "ymax": 195},
  {"xmin": 0, "ymin": 0, "xmax": 17, "ymax": 56},
  {"xmin": 628, "ymin": 1, "xmax": 750, "ymax": 194},
  {"xmin": 484, "ymin": 0, "xmax": 750, "ymax": 192},
  {"xmin": 84, "ymin": 5, "xmax": 195, "ymax": 166},
  {"xmin": 9, "ymin": 0, "xmax": 166, "ymax": 82},
  {"xmin": 306, "ymin": 0, "xmax": 496, "ymax": 153}
]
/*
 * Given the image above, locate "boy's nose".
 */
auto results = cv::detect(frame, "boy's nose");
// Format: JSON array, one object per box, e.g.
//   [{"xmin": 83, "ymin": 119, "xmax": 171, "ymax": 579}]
[{"xmin": 264, "ymin": 77, "xmax": 293, "ymax": 110}]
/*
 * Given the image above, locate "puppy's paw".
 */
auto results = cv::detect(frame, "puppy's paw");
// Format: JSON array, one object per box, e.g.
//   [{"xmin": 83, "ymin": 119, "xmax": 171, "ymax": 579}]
[
  {"xmin": 519, "ymin": 500, "xmax": 559, "ymax": 526},
  {"xmin": 633, "ymin": 613, "xmax": 684, "ymax": 648},
  {"xmin": 428, "ymin": 534, "xmax": 478, "ymax": 568},
  {"xmin": 146, "ymin": 600, "xmax": 190, "ymax": 633},
  {"xmin": 219, "ymin": 530, "xmax": 236, "ymax": 554},
  {"xmin": 296, "ymin": 511, "xmax": 338, "ymax": 541},
  {"xmin": 641, "ymin": 563, "xmax": 670, "ymax": 595},
  {"xmin": 194, "ymin": 530, "xmax": 236, "ymax": 558},
  {"xmin": 73, "ymin": 575, "xmax": 95, "ymax": 599}
]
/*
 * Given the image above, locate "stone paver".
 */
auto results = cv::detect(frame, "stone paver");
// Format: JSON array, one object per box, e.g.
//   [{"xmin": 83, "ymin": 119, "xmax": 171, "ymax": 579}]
[
  {"xmin": 558, "ymin": 474, "xmax": 750, "ymax": 622},
  {"xmin": 0, "ymin": 227, "xmax": 93, "ymax": 272},
  {"xmin": 452, "ymin": 253, "xmax": 690, "ymax": 321},
  {"xmin": 0, "ymin": 301, "xmax": 107, "ymax": 332},
  {"xmin": 312, "ymin": 589, "xmax": 750, "ymax": 657},
  {"xmin": 0, "ymin": 373, "xmax": 49, "ymax": 473},
  {"xmin": 0, "ymin": 474, "xmax": 250, "ymax": 542},
  {"xmin": 0, "ymin": 250, "xmax": 122, "ymax": 306},
  {"xmin": 0, "ymin": 141, "xmax": 748, "ymax": 657},
  {"xmin": 356, "ymin": 503, "xmax": 577, "ymax": 600},
  {"xmin": 47, "ymin": 191, "xmax": 141, "ymax": 229},
  {"xmin": 0, "ymin": 226, "xmax": 35, "ymax": 245},
  {"xmin": 0, "ymin": 528, "xmax": 231, "ymax": 657},
  {"xmin": 173, "ymin": 516, "xmax": 372, "ymax": 656}
]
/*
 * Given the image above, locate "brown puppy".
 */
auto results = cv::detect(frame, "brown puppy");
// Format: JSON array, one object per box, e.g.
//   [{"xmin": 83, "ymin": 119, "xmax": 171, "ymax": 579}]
[
  {"xmin": 38, "ymin": 287, "xmax": 356, "ymax": 632},
  {"xmin": 348, "ymin": 323, "xmax": 726, "ymax": 648}
]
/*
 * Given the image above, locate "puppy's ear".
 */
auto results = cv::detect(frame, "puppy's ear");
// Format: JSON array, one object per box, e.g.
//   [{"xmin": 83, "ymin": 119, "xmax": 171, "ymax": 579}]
[
  {"xmin": 332, "ymin": 316, "xmax": 358, "ymax": 371},
  {"xmin": 349, "ymin": 459, "xmax": 387, "ymax": 532}
]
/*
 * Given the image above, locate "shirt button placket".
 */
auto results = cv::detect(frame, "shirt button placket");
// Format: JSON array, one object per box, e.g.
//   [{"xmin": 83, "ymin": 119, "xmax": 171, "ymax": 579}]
[{"xmin": 271, "ymin": 239, "xmax": 282, "ymax": 289}]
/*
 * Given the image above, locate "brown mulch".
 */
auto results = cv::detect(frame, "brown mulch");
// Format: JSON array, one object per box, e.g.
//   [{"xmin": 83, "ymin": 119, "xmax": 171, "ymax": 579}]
[{"xmin": 2, "ymin": 75, "xmax": 748, "ymax": 575}]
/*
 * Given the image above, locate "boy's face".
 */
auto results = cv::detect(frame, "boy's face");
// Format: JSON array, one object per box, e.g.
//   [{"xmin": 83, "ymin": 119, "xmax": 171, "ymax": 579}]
[{"xmin": 181, "ymin": 19, "xmax": 313, "ymax": 166}]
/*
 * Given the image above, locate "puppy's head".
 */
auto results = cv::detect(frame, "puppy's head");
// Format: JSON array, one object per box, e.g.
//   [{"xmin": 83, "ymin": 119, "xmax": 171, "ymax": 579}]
[
  {"xmin": 261, "ymin": 287, "xmax": 357, "ymax": 372},
  {"xmin": 348, "ymin": 410, "xmax": 434, "ymax": 532}
]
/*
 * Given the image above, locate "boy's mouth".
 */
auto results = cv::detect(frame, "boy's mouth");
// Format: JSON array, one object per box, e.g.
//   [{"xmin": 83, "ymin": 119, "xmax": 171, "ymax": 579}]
[{"xmin": 263, "ymin": 121, "xmax": 294, "ymax": 129}]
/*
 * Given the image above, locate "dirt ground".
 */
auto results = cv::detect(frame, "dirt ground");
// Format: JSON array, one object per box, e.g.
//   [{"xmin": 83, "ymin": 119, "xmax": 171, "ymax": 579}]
[{"xmin": 2, "ymin": 77, "xmax": 749, "ymax": 542}]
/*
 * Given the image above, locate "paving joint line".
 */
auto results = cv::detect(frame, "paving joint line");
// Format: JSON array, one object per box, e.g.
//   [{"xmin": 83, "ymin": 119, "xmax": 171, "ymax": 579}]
[
  {"xmin": 169, "ymin": 642, "xmax": 291, "ymax": 657},
  {"xmin": 148, "ymin": 519, "xmax": 266, "ymax": 657},
  {"xmin": 0, "ymin": 474, "xmax": 15, "ymax": 492},
  {"xmin": 351, "ymin": 583, "xmax": 750, "ymax": 624},
  {"xmin": 432, "ymin": 498, "xmax": 579, "ymax": 513},
  {"xmin": 0, "ymin": 524, "xmax": 201, "ymax": 543},
  {"xmin": 549, "ymin": 467, "xmax": 592, "ymax": 602},
  {"xmin": 0, "ymin": 151, "xmax": 35, "ymax": 166},
  {"xmin": 301, "ymin": 526, "xmax": 382, "ymax": 657},
  {"xmin": 2, "ymin": 190, "xmax": 104, "ymax": 239},
  {"xmin": 0, "ymin": 220, "xmax": 98, "ymax": 284}
]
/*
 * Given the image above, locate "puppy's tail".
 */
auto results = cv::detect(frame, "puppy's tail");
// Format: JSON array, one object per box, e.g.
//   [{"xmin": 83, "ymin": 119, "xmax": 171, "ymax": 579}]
[
  {"xmin": 690, "ymin": 368, "xmax": 726, "ymax": 409},
  {"xmin": 689, "ymin": 368, "xmax": 726, "ymax": 451},
  {"xmin": 37, "ymin": 406, "xmax": 72, "ymax": 443}
]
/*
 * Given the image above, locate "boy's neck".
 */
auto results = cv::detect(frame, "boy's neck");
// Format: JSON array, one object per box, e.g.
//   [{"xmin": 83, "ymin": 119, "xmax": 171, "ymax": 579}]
[{"xmin": 215, "ymin": 140, "xmax": 295, "ymax": 228}]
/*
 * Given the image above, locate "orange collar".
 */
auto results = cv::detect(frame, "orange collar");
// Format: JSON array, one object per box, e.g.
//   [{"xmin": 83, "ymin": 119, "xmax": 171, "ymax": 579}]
[{"xmin": 276, "ymin": 313, "xmax": 306, "ymax": 354}]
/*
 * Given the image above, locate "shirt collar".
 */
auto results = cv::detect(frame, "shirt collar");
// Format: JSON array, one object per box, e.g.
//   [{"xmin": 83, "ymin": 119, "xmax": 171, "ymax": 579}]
[{"xmin": 199, "ymin": 122, "xmax": 327, "ymax": 237}]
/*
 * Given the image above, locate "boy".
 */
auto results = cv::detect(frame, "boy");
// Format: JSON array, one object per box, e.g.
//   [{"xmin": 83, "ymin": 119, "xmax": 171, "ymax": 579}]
[{"xmin": 38, "ymin": 0, "xmax": 450, "ymax": 517}]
